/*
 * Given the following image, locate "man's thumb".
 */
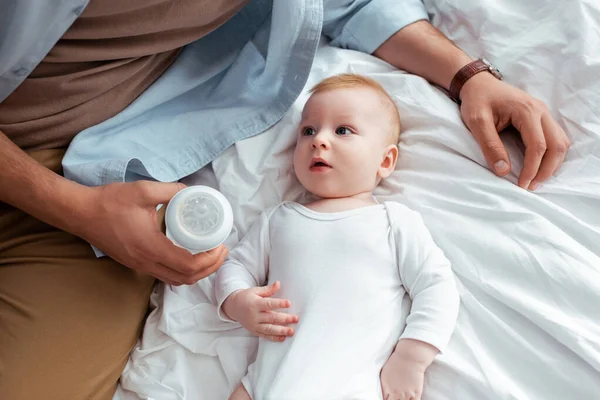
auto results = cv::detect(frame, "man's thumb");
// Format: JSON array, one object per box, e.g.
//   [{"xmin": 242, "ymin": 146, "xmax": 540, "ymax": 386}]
[
  {"xmin": 482, "ymin": 137, "xmax": 511, "ymax": 176},
  {"xmin": 464, "ymin": 110, "xmax": 511, "ymax": 176},
  {"xmin": 141, "ymin": 181, "xmax": 187, "ymax": 205}
]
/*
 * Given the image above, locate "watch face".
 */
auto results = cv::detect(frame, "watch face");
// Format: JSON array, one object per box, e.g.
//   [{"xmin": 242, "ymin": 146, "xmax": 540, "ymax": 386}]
[{"xmin": 481, "ymin": 58, "xmax": 503, "ymax": 80}]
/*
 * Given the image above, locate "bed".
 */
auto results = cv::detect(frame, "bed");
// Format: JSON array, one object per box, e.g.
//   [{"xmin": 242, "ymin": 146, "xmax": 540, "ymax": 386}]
[{"xmin": 108, "ymin": 0, "xmax": 600, "ymax": 398}]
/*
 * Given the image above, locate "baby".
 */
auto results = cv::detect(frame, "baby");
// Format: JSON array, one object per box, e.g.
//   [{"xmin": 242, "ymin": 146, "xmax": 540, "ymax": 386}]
[{"xmin": 215, "ymin": 74, "xmax": 460, "ymax": 400}]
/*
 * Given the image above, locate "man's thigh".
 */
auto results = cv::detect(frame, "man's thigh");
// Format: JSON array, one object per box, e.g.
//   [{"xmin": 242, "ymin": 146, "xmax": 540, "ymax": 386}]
[{"xmin": 0, "ymin": 201, "xmax": 155, "ymax": 400}]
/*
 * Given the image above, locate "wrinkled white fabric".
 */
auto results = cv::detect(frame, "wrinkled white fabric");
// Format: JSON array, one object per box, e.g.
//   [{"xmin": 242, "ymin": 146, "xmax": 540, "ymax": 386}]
[{"xmin": 116, "ymin": 1, "xmax": 600, "ymax": 399}]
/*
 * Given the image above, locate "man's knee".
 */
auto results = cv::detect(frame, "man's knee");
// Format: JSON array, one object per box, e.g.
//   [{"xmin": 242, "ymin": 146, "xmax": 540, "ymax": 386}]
[
  {"xmin": 0, "ymin": 272, "xmax": 154, "ymax": 400},
  {"xmin": 0, "ymin": 254, "xmax": 154, "ymax": 399}
]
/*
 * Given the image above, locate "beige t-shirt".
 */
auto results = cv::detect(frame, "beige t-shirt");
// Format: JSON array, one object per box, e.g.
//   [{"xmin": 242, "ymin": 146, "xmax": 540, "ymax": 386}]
[{"xmin": 0, "ymin": 0, "xmax": 248, "ymax": 151}]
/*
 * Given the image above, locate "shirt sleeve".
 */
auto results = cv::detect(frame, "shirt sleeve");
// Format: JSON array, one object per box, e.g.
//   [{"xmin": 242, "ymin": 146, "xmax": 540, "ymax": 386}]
[
  {"xmin": 214, "ymin": 209, "xmax": 273, "ymax": 322},
  {"xmin": 391, "ymin": 204, "xmax": 460, "ymax": 353},
  {"xmin": 322, "ymin": 0, "xmax": 429, "ymax": 54},
  {"xmin": 0, "ymin": 1, "xmax": 87, "ymax": 103}
]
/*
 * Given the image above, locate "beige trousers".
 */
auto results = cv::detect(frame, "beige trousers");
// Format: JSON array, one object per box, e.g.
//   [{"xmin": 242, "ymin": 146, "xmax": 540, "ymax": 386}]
[{"xmin": 0, "ymin": 148, "xmax": 155, "ymax": 399}]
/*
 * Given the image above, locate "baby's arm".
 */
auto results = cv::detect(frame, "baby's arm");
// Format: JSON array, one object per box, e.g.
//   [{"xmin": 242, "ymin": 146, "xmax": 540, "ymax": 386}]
[
  {"xmin": 215, "ymin": 209, "xmax": 298, "ymax": 342},
  {"xmin": 214, "ymin": 212, "xmax": 271, "ymax": 316},
  {"xmin": 395, "ymin": 209, "xmax": 460, "ymax": 354},
  {"xmin": 381, "ymin": 204, "xmax": 460, "ymax": 400}
]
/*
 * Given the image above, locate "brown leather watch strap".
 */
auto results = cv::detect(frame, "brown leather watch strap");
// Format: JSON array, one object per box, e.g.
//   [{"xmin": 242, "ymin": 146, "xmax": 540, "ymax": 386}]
[{"xmin": 449, "ymin": 59, "xmax": 490, "ymax": 104}]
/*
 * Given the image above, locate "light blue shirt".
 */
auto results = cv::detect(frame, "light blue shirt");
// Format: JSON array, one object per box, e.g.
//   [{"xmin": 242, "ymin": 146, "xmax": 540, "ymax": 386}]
[{"xmin": 0, "ymin": 0, "xmax": 428, "ymax": 186}]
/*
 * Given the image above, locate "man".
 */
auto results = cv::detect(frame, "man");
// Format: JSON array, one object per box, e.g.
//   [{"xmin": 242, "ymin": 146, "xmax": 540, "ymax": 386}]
[{"xmin": 0, "ymin": 1, "xmax": 570, "ymax": 399}]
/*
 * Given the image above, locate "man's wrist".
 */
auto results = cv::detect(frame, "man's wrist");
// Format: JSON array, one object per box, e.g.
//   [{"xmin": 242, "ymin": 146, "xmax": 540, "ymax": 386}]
[
  {"xmin": 459, "ymin": 70, "xmax": 501, "ymax": 102},
  {"xmin": 56, "ymin": 182, "xmax": 98, "ymax": 236},
  {"xmin": 453, "ymin": 59, "xmax": 503, "ymax": 103}
]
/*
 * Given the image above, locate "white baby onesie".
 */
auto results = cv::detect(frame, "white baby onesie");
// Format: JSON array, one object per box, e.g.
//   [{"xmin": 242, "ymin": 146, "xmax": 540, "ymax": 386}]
[{"xmin": 215, "ymin": 202, "xmax": 460, "ymax": 400}]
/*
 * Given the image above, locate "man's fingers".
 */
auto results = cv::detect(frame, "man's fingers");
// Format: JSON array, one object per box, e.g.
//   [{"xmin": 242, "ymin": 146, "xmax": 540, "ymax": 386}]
[
  {"xmin": 153, "ymin": 255, "xmax": 224, "ymax": 286},
  {"xmin": 146, "ymin": 236, "xmax": 227, "ymax": 284},
  {"xmin": 464, "ymin": 110, "xmax": 511, "ymax": 176},
  {"xmin": 156, "ymin": 236, "xmax": 225, "ymax": 275},
  {"xmin": 518, "ymin": 116, "xmax": 546, "ymax": 189},
  {"xmin": 186, "ymin": 247, "xmax": 229, "ymax": 283},
  {"xmin": 260, "ymin": 310, "xmax": 299, "ymax": 325},
  {"xmin": 146, "ymin": 262, "xmax": 189, "ymax": 286},
  {"xmin": 529, "ymin": 114, "xmax": 570, "ymax": 190},
  {"xmin": 150, "ymin": 232, "xmax": 199, "ymax": 273},
  {"xmin": 151, "ymin": 272, "xmax": 180, "ymax": 286},
  {"xmin": 166, "ymin": 245, "xmax": 228, "ymax": 285},
  {"xmin": 191, "ymin": 245, "xmax": 227, "ymax": 269},
  {"xmin": 135, "ymin": 181, "xmax": 187, "ymax": 206}
]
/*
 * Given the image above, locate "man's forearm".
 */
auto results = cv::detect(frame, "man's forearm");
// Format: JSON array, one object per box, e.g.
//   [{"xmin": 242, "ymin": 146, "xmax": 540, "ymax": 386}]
[
  {"xmin": 0, "ymin": 132, "xmax": 90, "ymax": 233},
  {"xmin": 374, "ymin": 20, "xmax": 472, "ymax": 91}
]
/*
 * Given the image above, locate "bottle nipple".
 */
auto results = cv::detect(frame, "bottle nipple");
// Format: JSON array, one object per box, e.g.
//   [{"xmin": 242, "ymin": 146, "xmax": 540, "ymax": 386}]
[{"xmin": 165, "ymin": 186, "xmax": 233, "ymax": 254}]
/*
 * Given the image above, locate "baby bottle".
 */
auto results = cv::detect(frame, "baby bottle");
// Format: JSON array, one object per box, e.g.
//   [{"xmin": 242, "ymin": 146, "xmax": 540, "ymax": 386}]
[{"xmin": 165, "ymin": 185, "xmax": 233, "ymax": 254}]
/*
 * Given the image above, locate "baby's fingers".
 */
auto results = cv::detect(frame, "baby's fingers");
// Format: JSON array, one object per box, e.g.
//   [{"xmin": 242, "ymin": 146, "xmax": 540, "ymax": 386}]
[
  {"xmin": 260, "ymin": 297, "xmax": 291, "ymax": 311},
  {"xmin": 257, "ymin": 333, "xmax": 287, "ymax": 342},
  {"xmin": 260, "ymin": 310, "xmax": 299, "ymax": 325},
  {"xmin": 255, "ymin": 281, "xmax": 281, "ymax": 298},
  {"xmin": 401, "ymin": 393, "xmax": 420, "ymax": 400},
  {"xmin": 257, "ymin": 323, "xmax": 295, "ymax": 338},
  {"xmin": 382, "ymin": 389, "xmax": 419, "ymax": 400}
]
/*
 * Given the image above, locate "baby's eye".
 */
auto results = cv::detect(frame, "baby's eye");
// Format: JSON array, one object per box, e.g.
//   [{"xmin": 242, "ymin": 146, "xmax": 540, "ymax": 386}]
[
  {"xmin": 335, "ymin": 126, "xmax": 352, "ymax": 135},
  {"xmin": 302, "ymin": 127, "xmax": 315, "ymax": 136}
]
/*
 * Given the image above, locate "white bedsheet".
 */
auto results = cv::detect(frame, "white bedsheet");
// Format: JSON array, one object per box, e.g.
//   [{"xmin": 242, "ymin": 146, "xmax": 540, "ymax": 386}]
[{"xmin": 115, "ymin": 0, "xmax": 600, "ymax": 399}]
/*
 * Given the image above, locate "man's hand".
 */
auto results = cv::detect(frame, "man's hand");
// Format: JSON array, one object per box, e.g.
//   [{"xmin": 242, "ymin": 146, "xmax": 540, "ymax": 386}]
[
  {"xmin": 373, "ymin": 20, "xmax": 571, "ymax": 190},
  {"xmin": 222, "ymin": 281, "xmax": 299, "ymax": 342},
  {"xmin": 75, "ymin": 181, "xmax": 228, "ymax": 286},
  {"xmin": 0, "ymin": 134, "xmax": 227, "ymax": 285},
  {"xmin": 460, "ymin": 72, "xmax": 571, "ymax": 190}
]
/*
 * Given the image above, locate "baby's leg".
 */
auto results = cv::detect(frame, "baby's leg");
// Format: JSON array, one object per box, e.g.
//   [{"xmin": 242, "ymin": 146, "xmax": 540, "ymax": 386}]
[{"xmin": 229, "ymin": 383, "xmax": 251, "ymax": 400}]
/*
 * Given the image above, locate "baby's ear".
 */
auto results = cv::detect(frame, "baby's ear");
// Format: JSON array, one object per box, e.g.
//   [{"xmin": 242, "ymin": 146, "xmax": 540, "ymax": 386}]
[{"xmin": 378, "ymin": 144, "xmax": 399, "ymax": 179}]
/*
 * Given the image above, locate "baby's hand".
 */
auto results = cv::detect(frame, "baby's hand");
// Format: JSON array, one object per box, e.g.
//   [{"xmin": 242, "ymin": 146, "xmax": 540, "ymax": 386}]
[
  {"xmin": 222, "ymin": 281, "xmax": 298, "ymax": 342},
  {"xmin": 380, "ymin": 351, "xmax": 426, "ymax": 400},
  {"xmin": 380, "ymin": 339, "xmax": 438, "ymax": 400}
]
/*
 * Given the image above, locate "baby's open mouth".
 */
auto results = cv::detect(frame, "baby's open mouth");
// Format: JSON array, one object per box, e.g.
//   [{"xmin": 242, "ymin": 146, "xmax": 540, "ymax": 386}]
[
  {"xmin": 310, "ymin": 157, "xmax": 331, "ymax": 168},
  {"xmin": 310, "ymin": 159, "xmax": 332, "ymax": 172}
]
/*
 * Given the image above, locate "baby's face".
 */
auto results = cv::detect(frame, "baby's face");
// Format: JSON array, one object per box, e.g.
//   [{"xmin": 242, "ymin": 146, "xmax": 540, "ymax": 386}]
[{"xmin": 293, "ymin": 86, "xmax": 398, "ymax": 199}]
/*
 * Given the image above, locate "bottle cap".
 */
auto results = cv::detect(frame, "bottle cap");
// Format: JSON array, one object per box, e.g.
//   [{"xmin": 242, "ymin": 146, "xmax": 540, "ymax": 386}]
[{"xmin": 165, "ymin": 186, "xmax": 233, "ymax": 253}]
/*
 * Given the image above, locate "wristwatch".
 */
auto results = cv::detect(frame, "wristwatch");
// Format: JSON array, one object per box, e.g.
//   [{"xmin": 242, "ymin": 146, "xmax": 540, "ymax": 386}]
[{"xmin": 449, "ymin": 58, "xmax": 503, "ymax": 104}]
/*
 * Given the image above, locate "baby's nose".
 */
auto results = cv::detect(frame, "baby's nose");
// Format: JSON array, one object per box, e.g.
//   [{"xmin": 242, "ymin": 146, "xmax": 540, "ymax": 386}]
[{"xmin": 311, "ymin": 132, "xmax": 330, "ymax": 148}]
